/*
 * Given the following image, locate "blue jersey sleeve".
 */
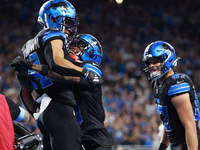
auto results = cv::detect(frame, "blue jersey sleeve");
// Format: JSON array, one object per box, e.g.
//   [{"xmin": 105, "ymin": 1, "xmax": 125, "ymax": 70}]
[
  {"xmin": 42, "ymin": 30, "xmax": 66, "ymax": 46},
  {"xmin": 82, "ymin": 63, "xmax": 102, "ymax": 77},
  {"xmin": 168, "ymin": 82, "xmax": 190, "ymax": 96},
  {"xmin": 167, "ymin": 74, "xmax": 191, "ymax": 96}
]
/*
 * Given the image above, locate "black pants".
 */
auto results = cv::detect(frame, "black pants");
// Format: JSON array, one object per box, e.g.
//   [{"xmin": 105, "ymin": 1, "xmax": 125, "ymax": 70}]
[
  {"xmin": 37, "ymin": 100, "xmax": 81, "ymax": 150},
  {"xmin": 82, "ymin": 128, "xmax": 112, "ymax": 150}
]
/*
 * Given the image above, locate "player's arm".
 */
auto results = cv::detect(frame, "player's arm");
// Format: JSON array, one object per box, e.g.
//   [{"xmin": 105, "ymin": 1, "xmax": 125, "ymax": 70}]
[
  {"xmin": 31, "ymin": 63, "xmax": 80, "ymax": 83},
  {"xmin": 158, "ymin": 126, "xmax": 169, "ymax": 150},
  {"xmin": 5, "ymin": 96, "xmax": 30, "ymax": 123},
  {"xmin": 32, "ymin": 63, "xmax": 93, "ymax": 87},
  {"xmin": 44, "ymin": 39, "xmax": 87, "ymax": 77},
  {"xmin": 171, "ymin": 93, "xmax": 198, "ymax": 150},
  {"xmin": 19, "ymin": 87, "xmax": 37, "ymax": 115}
]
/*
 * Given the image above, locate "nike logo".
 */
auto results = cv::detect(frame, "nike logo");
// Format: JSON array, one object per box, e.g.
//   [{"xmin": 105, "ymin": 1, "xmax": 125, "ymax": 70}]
[{"xmin": 177, "ymin": 80, "xmax": 184, "ymax": 84}]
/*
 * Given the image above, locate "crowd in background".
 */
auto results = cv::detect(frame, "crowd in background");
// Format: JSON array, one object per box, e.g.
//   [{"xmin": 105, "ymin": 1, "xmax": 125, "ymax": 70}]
[{"xmin": 1, "ymin": 0, "xmax": 200, "ymax": 148}]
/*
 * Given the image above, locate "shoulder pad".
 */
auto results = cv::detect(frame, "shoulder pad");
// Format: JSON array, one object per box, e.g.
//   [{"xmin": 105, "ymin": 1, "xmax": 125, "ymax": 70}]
[
  {"xmin": 42, "ymin": 30, "xmax": 66, "ymax": 46},
  {"xmin": 167, "ymin": 73, "xmax": 191, "ymax": 96},
  {"xmin": 82, "ymin": 62, "xmax": 102, "ymax": 77}
]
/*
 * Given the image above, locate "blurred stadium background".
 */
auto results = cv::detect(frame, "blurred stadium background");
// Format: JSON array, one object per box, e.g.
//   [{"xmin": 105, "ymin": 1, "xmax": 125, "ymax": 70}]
[{"xmin": 1, "ymin": 0, "xmax": 200, "ymax": 149}]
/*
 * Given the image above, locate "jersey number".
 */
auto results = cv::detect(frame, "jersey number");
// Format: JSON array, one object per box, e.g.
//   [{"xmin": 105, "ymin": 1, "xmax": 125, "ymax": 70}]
[
  {"xmin": 29, "ymin": 52, "xmax": 53, "ymax": 90},
  {"xmin": 157, "ymin": 105, "xmax": 171, "ymax": 131}
]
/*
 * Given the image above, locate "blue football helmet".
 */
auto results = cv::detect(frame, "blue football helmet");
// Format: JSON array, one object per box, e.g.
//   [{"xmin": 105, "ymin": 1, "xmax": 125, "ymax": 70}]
[
  {"xmin": 142, "ymin": 41, "xmax": 179, "ymax": 80},
  {"xmin": 69, "ymin": 34, "xmax": 103, "ymax": 65},
  {"xmin": 37, "ymin": 0, "xmax": 79, "ymax": 33}
]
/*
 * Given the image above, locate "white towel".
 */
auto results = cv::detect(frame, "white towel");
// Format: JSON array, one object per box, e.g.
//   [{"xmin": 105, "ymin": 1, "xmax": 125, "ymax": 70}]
[{"xmin": 33, "ymin": 93, "xmax": 52, "ymax": 120}]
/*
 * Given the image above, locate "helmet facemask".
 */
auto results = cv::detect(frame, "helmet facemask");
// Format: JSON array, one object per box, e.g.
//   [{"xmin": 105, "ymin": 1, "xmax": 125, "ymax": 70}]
[
  {"xmin": 144, "ymin": 57, "xmax": 165, "ymax": 80},
  {"xmin": 68, "ymin": 34, "xmax": 103, "ymax": 65},
  {"xmin": 67, "ymin": 38, "xmax": 88, "ymax": 63},
  {"xmin": 143, "ymin": 41, "xmax": 180, "ymax": 80}
]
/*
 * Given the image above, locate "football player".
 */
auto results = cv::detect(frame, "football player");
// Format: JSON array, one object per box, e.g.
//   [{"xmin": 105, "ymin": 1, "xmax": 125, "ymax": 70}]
[{"xmin": 142, "ymin": 41, "xmax": 200, "ymax": 150}]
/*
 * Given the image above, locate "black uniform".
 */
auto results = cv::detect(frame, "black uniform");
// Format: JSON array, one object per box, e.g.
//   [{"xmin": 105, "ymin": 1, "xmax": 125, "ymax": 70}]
[
  {"xmin": 21, "ymin": 28, "xmax": 81, "ymax": 150},
  {"xmin": 152, "ymin": 73, "xmax": 200, "ymax": 150},
  {"xmin": 74, "ymin": 62, "xmax": 112, "ymax": 150}
]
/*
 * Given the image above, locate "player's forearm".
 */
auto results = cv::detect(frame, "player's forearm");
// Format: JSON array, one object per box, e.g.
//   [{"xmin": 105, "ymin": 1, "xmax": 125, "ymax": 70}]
[
  {"xmin": 50, "ymin": 61, "xmax": 85, "ymax": 77},
  {"xmin": 32, "ymin": 64, "xmax": 42, "ymax": 72},
  {"xmin": 54, "ymin": 56, "xmax": 83, "ymax": 72},
  {"xmin": 20, "ymin": 109, "xmax": 30, "ymax": 123},
  {"xmin": 32, "ymin": 64, "xmax": 81, "ymax": 83},
  {"xmin": 20, "ymin": 88, "xmax": 37, "ymax": 115},
  {"xmin": 47, "ymin": 71, "xmax": 80, "ymax": 83},
  {"xmin": 47, "ymin": 40, "xmax": 84, "ymax": 77},
  {"xmin": 185, "ymin": 127, "xmax": 198, "ymax": 150},
  {"xmin": 32, "ymin": 64, "xmax": 49, "ymax": 76}
]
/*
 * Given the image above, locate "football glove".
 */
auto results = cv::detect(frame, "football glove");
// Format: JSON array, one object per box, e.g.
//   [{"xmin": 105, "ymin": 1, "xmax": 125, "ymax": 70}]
[
  {"xmin": 10, "ymin": 56, "xmax": 33, "ymax": 71},
  {"xmin": 82, "ymin": 69, "xmax": 103, "ymax": 90}
]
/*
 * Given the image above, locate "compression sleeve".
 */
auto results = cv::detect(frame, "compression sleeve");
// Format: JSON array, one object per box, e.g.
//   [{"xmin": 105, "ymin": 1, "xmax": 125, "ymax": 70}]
[
  {"xmin": 14, "ymin": 106, "xmax": 25, "ymax": 122},
  {"xmin": 44, "ymin": 42, "xmax": 85, "ymax": 77},
  {"xmin": 5, "ymin": 96, "xmax": 20, "ymax": 120}
]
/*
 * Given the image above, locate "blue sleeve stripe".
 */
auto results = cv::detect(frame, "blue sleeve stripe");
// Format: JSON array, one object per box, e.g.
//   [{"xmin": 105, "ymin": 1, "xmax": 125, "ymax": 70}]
[
  {"xmin": 42, "ymin": 31, "xmax": 65, "ymax": 45},
  {"xmin": 155, "ymin": 98, "xmax": 160, "ymax": 104},
  {"xmin": 168, "ymin": 82, "xmax": 190, "ymax": 96},
  {"xmin": 83, "ymin": 63, "xmax": 102, "ymax": 77},
  {"xmin": 15, "ymin": 106, "xmax": 25, "ymax": 122}
]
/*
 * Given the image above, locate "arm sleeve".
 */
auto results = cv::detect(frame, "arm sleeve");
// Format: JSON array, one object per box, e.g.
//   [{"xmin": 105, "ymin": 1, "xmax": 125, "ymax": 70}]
[
  {"xmin": 44, "ymin": 42, "xmax": 84, "ymax": 77},
  {"xmin": 5, "ymin": 96, "xmax": 20, "ymax": 120}
]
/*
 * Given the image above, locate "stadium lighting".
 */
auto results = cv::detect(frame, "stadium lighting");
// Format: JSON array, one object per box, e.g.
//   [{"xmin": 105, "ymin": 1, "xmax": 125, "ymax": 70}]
[{"xmin": 115, "ymin": 0, "xmax": 123, "ymax": 4}]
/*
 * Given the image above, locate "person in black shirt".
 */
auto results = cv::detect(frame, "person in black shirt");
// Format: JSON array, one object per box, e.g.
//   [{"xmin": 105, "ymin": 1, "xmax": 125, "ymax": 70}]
[
  {"xmin": 142, "ymin": 41, "xmax": 200, "ymax": 150},
  {"xmin": 10, "ymin": 1, "xmax": 101, "ymax": 150}
]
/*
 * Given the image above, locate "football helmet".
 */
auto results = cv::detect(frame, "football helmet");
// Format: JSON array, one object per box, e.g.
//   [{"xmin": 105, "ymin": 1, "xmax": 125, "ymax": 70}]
[
  {"xmin": 37, "ymin": 0, "xmax": 79, "ymax": 33},
  {"xmin": 69, "ymin": 34, "xmax": 103, "ymax": 65},
  {"xmin": 142, "ymin": 41, "xmax": 179, "ymax": 80}
]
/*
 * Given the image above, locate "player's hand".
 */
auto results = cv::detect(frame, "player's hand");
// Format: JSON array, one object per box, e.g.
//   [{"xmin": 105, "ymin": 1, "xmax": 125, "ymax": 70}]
[
  {"xmin": 10, "ymin": 56, "xmax": 33, "ymax": 71},
  {"xmin": 82, "ymin": 69, "xmax": 103, "ymax": 89},
  {"xmin": 82, "ymin": 69, "xmax": 95, "ymax": 81},
  {"xmin": 91, "ymin": 74, "xmax": 103, "ymax": 90}
]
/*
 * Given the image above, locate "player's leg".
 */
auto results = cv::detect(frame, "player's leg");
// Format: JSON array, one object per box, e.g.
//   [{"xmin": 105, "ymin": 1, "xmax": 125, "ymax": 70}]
[
  {"xmin": 43, "ymin": 100, "xmax": 81, "ymax": 150},
  {"xmin": 37, "ymin": 115, "xmax": 51, "ymax": 150},
  {"xmin": 82, "ymin": 128, "xmax": 112, "ymax": 150}
]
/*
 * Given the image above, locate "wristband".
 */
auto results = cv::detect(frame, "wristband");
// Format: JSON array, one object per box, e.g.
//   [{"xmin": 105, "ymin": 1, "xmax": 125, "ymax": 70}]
[
  {"xmin": 39, "ymin": 65, "xmax": 49, "ymax": 76},
  {"xmin": 15, "ymin": 106, "xmax": 25, "ymax": 122},
  {"xmin": 158, "ymin": 143, "xmax": 168, "ymax": 150}
]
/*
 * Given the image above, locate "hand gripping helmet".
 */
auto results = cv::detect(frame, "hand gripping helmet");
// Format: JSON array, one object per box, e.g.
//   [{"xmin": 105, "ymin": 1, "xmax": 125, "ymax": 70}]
[
  {"xmin": 37, "ymin": 0, "xmax": 79, "ymax": 33},
  {"xmin": 142, "ymin": 41, "xmax": 180, "ymax": 80},
  {"xmin": 69, "ymin": 34, "xmax": 103, "ymax": 65}
]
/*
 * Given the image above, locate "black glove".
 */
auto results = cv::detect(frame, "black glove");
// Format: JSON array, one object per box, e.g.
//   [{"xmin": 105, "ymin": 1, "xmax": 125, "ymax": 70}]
[
  {"xmin": 82, "ymin": 69, "xmax": 96, "ymax": 82},
  {"xmin": 82, "ymin": 69, "xmax": 103, "ymax": 90},
  {"xmin": 92, "ymin": 74, "xmax": 103, "ymax": 90},
  {"xmin": 10, "ymin": 56, "xmax": 33, "ymax": 71},
  {"xmin": 10, "ymin": 56, "xmax": 33, "ymax": 80}
]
